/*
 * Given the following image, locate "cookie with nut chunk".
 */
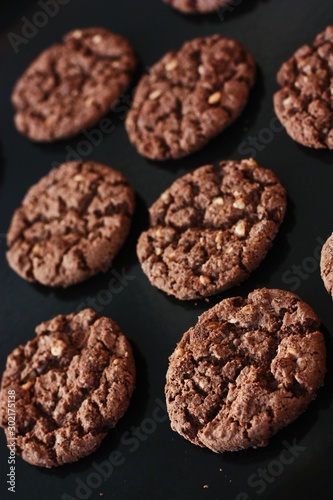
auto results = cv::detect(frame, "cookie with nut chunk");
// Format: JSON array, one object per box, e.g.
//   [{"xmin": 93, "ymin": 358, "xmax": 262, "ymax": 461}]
[
  {"xmin": 12, "ymin": 27, "xmax": 137, "ymax": 141},
  {"xmin": 137, "ymin": 159, "xmax": 287, "ymax": 300},
  {"xmin": 0, "ymin": 308, "xmax": 136, "ymax": 467},
  {"xmin": 165, "ymin": 288, "xmax": 326, "ymax": 452},
  {"xmin": 274, "ymin": 25, "xmax": 333, "ymax": 149},
  {"xmin": 6, "ymin": 161, "xmax": 135, "ymax": 287},
  {"xmin": 125, "ymin": 34, "xmax": 255, "ymax": 160}
]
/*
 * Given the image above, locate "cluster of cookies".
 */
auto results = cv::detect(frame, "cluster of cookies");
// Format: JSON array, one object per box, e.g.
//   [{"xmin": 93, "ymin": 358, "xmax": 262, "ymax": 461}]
[{"xmin": 1, "ymin": 13, "xmax": 332, "ymax": 468}]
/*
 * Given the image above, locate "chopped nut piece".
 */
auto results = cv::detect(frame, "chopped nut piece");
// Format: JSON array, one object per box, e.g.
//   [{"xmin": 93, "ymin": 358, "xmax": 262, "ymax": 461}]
[
  {"xmin": 174, "ymin": 346, "xmax": 184, "ymax": 358},
  {"xmin": 208, "ymin": 91, "xmax": 221, "ymax": 105},
  {"xmin": 72, "ymin": 30, "xmax": 83, "ymax": 39},
  {"xmin": 234, "ymin": 220, "xmax": 246, "ymax": 237},
  {"xmin": 212, "ymin": 197, "xmax": 224, "ymax": 205},
  {"xmin": 51, "ymin": 340, "xmax": 66, "ymax": 357},
  {"xmin": 32, "ymin": 244, "xmax": 42, "ymax": 257},
  {"xmin": 85, "ymin": 96, "xmax": 95, "ymax": 107},
  {"xmin": 74, "ymin": 174, "xmax": 85, "ymax": 182},
  {"xmin": 113, "ymin": 358, "xmax": 121, "ymax": 365},
  {"xmin": 199, "ymin": 275, "xmax": 211, "ymax": 286},
  {"xmin": 155, "ymin": 247, "xmax": 162, "ymax": 256},
  {"xmin": 166, "ymin": 59, "xmax": 178, "ymax": 71},
  {"xmin": 233, "ymin": 199, "xmax": 245, "ymax": 210},
  {"xmin": 215, "ymin": 232, "xmax": 223, "ymax": 247},
  {"xmin": 198, "ymin": 65, "xmax": 205, "ymax": 75},
  {"xmin": 92, "ymin": 35, "xmax": 102, "ymax": 44},
  {"xmin": 149, "ymin": 89, "xmax": 162, "ymax": 100},
  {"xmin": 155, "ymin": 229, "xmax": 163, "ymax": 238},
  {"xmin": 21, "ymin": 373, "xmax": 36, "ymax": 391}
]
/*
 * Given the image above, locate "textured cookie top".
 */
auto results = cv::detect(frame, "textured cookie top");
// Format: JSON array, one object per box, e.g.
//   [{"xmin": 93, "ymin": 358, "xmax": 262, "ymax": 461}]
[
  {"xmin": 274, "ymin": 25, "xmax": 333, "ymax": 149},
  {"xmin": 0, "ymin": 309, "xmax": 136, "ymax": 467},
  {"xmin": 126, "ymin": 34, "xmax": 255, "ymax": 160},
  {"xmin": 137, "ymin": 159, "xmax": 286, "ymax": 300},
  {"xmin": 6, "ymin": 161, "xmax": 135, "ymax": 287},
  {"xmin": 165, "ymin": 288, "xmax": 326, "ymax": 452},
  {"xmin": 320, "ymin": 233, "xmax": 333, "ymax": 297},
  {"xmin": 164, "ymin": 0, "xmax": 232, "ymax": 14},
  {"xmin": 12, "ymin": 27, "xmax": 137, "ymax": 141}
]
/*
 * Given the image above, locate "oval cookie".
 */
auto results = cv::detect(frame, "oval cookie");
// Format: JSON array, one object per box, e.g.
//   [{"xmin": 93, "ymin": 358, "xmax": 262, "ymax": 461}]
[
  {"xmin": 274, "ymin": 25, "xmax": 333, "ymax": 149},
  {"xmin": 165, "ymin": 288, "xmax": 326, "ymax": 452},
  {"xmin": 137, "ymin": 159, "xmax": 287, "ymax": 300},
  {"xmin": 6, "ymin": 161, "xmax": 135, "ymax": 287},
  {"xmin": 12, "ymin": 27, "xmax": 137, "ymax": 141},
  {"xmin": 126, "ymin": 34, "xmax": 255, "ymax": 160},
  {"xmin": 0, "ymin": 309, "xmax": 136, "ymax": 467}
]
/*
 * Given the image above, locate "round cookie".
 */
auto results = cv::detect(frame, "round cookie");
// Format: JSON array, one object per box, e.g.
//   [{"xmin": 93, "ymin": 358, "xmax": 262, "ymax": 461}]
[
  {"xmin": 274, "ymin": 25, "xmax": 333, "ymax": 149},
  {"xmin": 165, "ymin": 288, "xmax": 326, "ymax": 452},
  {"xmin": 12, "ymin": 27, "xmax": 137, "ymax": 142},
  {"xmin": 6, "ymin": 161, "xmax": 135, "ymax": 287},
  {"xmin": 164, "ymin": 0, "xmax": 233, "ymax": 14},
  {"xmin": 320, "ymin": 232, "xmax": 333, "ymax": 297},
  {"xmin": 137, "ymin": 159, "xmax": 287, "ymax": 300},
  {"xmin": 0, "ymin": 308, "xmax": 136, "ymax": 467},
  {"xmin": 125, "ymin": 34, "xmax": 255, "ymax": 160}
]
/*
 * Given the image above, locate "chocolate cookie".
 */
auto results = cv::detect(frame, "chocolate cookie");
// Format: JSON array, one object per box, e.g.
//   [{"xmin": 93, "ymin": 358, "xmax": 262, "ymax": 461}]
[
  {"xmin": 274, "ymin": 25, "xmax": 333, "ymax": 149},
  {"xmin": 137, "ymin": 159, "xmax": 286, "ymax": 300},
  {"xmin": 165, "ymin": 288, "xmax": 326, "ymax": 452},
  {"xmin": 164, "ymin": 0, "xmax": 232, "ymax": 14},
  {"xmin": 6, "ymin": 161, "xmax": 135, "ymax": 287},
  {"xmin": 12, "ymin": 27, "xmax": 137, "ymax": 141},
  {"xmin": 320, "ymin": 233, "xmax": 333, "ymax": 297},
  {"xmin": 0, "ymin": 308, "xmax": 136, "ymax": 467},
  {"xmin": 125, "ymin": 34, "xmax": 255, "ymax": 160}
]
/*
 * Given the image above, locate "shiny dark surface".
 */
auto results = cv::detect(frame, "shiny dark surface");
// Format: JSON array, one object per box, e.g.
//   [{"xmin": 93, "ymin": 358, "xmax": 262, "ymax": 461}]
[{"xmin": 1, "ymin": 1, "xmax": 333, "ymax": 499}]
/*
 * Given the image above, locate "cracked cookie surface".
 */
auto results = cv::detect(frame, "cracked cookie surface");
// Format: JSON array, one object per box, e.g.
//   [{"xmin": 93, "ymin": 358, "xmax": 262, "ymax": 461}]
[
  {"xmin": 6, "ymin": 161, "xmax": 135, "ymax": 287},
  {"xmin": 163, "ymin": 0, "xmax": 232, "ymax": 14},
  {"xmin": 12, "ymin": 27, "xmax": 137, "ymax": 141},
  {"xmin": 137, "ymin": 159, "xmax": 286, "ymax": 300},
  {"xmin": 274, "ymin": 25, "xmax": 333, "ymax": 149},
  {"xmin": 125, "ymin": 34, "xmax": 255, "ymax": 160},
  {"xmin": 0, "ymin": 308, "xmax": 136, "ymax": 467},
  {"xmin": 165, "ymin": 288, "xmax": 326, "ymax": 452}
]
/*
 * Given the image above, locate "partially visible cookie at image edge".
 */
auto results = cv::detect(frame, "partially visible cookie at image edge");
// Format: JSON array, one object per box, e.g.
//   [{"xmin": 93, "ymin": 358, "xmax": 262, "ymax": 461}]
[
  {"xmin": 163, "ymin": 0, "xmax": 233, "ymax": 14},
  {"xmin": 137, "ymin": 158, "xmax": 287, "ymax": 300},
  {"xmin": 6, "ymin": 160, "xmax": 135, "ymax": 288},
  {"xmin": 126, "ymin": 34, "xmax": 255, "ymax": 160},
  {"xmin": 0, "ymin": 308, "xmax": 136, "ymax": 467},
  {"xmin": 320, "ymin": 232, "xmax": 333, "ymax": 297},
  {"xmin": 12, "ymin": 27, "xmax": 137, "ymax": 142},
  {"xmin": 274, "ymin": 25, "xmax": 333, "ymax": 149},
  {"xmin": 165, "ymin": 288, "xmax": 326, "ymax": 452}
]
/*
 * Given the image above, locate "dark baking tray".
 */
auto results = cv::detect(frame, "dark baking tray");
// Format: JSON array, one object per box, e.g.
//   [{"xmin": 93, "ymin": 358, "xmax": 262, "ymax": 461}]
[{"xmin": 1, "ymin": 1, "xmax": 333, "ymax": 499}]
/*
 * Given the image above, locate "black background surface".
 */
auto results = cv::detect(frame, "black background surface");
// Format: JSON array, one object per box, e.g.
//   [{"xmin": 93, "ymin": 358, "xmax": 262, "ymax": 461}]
[{"xmin": 1, "ymin": 1, "xmax": 333, "ymax": 499}]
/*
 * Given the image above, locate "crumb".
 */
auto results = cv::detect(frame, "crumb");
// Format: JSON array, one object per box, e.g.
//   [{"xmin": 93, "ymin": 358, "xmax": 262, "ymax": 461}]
[
  {"xmin": 99, "ymin": 494, "xmax": 104, "ymax": 497},
  {"xmin": 203, "ymin": 485, "xmax": 209, "ymax": 489},
  {"xmin": 205, "ymin": 298, "xmax": 209, "ymax": 303},
  {"xmin": 219, "ymin": 468, "xmax": 223, "ymax": 472}
]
